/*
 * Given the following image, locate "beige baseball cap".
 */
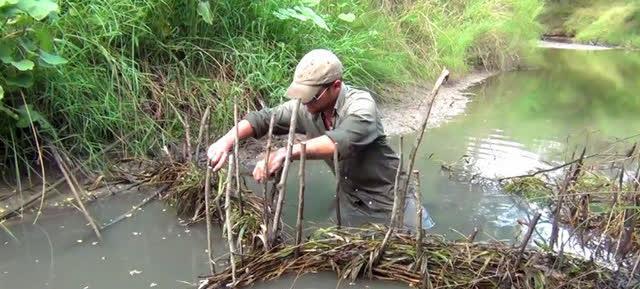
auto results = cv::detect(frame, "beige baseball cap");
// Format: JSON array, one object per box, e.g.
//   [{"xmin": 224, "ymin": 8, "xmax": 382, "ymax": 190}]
[{"xmin": 286, "ymin": 49, "xmax": 343, "ymax": 104}]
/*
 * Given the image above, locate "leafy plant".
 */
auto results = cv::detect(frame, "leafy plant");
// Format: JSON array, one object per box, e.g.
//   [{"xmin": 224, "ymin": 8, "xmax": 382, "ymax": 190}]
[{"xmin": 0, "ymin": 0, "xmax": 66, "ymax": 122}]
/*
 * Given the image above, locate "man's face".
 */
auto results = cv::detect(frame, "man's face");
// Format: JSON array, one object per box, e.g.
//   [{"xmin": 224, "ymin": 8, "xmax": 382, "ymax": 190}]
[{"xmin": 304, "ymin": 80, "xmax": 341, "ymax": 114}]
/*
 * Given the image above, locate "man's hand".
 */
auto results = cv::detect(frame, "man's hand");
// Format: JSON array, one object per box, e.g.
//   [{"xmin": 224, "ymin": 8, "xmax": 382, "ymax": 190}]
[
  {"xmin": 207, "ymin": 138, "xmax": 233, "ymax": 171},
  {"xmin": 253, "ymin": 148, "xmax": 287, "ymax": 183}
]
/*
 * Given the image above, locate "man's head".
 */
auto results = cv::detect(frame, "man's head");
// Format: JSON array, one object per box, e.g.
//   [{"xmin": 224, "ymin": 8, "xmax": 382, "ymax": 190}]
[{"xmin": 286, "ymin": 49, "xmax": 343, "ymax": 114}]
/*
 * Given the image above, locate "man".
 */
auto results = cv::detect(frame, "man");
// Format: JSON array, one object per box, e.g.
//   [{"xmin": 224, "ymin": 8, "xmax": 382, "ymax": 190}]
[{"xmin": 207, "ymin": 49, "xmax": 434, "ymax": 229}]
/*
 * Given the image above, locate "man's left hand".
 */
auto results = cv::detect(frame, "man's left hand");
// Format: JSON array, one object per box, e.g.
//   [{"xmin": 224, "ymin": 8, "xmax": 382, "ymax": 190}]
[{"xmin": 253, "ymin": 148, "xmax": 287, "ymax": 183}]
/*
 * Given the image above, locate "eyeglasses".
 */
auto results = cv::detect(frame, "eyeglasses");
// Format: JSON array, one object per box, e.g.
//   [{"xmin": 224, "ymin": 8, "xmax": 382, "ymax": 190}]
[{"xmin": 304, "ymin": 83, "xmax": 332, "ymax": 105}]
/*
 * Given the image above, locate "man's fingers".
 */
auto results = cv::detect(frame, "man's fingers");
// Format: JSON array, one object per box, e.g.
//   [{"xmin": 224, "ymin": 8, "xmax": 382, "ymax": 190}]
[
  {"xmin": 212, "ymin": 151, "xmax": 228, "ymax": 171},
  {"xmin": 253, "ymin": 161, "xmax": 265, "ymax": 183}
]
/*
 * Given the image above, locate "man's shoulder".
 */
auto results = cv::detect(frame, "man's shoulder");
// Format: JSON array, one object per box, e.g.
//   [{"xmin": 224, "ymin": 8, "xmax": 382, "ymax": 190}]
[
  {"xmin": 342, "ymin": 85, "xmax": 378, "ymax": 115},
  {"xmin": 345, "ymin": 85, "xmax": 375, "ymax": 101}
]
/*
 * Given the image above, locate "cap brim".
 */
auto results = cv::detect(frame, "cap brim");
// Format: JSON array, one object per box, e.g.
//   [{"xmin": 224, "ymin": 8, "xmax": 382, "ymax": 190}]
[{"xmin": 286, "ymin": 82, "xmax": 322, "ymax": 104}]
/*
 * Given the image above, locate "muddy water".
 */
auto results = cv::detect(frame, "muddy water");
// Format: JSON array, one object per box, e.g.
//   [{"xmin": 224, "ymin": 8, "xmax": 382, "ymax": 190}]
[{"xmin": 2, "ymin": 48, "xmax": 640, "ymax": 289}]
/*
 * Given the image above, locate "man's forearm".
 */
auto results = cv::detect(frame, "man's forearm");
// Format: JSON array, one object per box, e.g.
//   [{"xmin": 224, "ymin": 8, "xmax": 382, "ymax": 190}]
[
  {"xmin": 220, "ymin": 119, "xmax": 255, "ymax": 146},
  {"xmin": 287, "ymin": 135, "xmax": 336, "ymax": 160}
]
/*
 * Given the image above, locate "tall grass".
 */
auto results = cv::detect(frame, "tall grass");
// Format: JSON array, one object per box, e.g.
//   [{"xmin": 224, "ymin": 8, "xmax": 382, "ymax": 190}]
[
  {"xmin": 0, "ymin": 0, "xmax": 543, "ymax": 173},
  {"xmin": 542, "ymin": 0, "xmax": 640, "ymax": 47}
]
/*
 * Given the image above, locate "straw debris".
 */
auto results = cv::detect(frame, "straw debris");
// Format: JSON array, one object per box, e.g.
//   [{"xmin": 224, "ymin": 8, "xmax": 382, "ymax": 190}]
[{"xmin": 204, "ymin": 226, "xmax": 622, "ymax": 289}]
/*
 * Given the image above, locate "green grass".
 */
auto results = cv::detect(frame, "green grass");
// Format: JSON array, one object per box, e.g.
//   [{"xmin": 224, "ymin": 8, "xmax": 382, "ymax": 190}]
[
  {"xmin": 541, "ymin": 0, "xmax": 640, "ymax": 47},
  {"xmin": 0, "ymin": 0, "xmax": 543, "ymax": 174}
]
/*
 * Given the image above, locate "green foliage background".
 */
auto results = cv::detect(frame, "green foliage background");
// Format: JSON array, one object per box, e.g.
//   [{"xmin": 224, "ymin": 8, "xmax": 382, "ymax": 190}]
[
  {"xmin": 0, "ymin": 0, "xmax": 543, "ymax": 172},
  {"xmin": 541, "ymin": 0, "xmax": 640, "ymax": 47}
]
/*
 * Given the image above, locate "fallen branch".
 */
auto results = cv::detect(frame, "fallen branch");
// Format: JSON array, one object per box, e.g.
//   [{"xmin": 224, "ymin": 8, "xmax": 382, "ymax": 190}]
[
  {"xmin": 398, "ymin": 68, "xmax": 449, "ymax": 224},
  {"xmin": 52, "ymin": 148, "xmax": 102, "ymax": 241}
]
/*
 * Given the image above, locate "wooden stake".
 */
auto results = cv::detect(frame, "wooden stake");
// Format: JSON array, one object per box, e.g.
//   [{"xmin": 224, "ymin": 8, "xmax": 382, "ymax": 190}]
[
  {"xmin": 168, "ymin": 102, "xmax": 191, "ymax": 161},
  {"xmin": 371, "ymin": 136, "xmax": 404, "ymax": 273},
  {"xmin": 204, "ymin": 165, "xmax": 216, "ymax": 275},
  {"xmin": 194, "ymin": 105, "xmax": 211, "ymax": 163},
  {"xmin": 516, "ymin": 212, "xmax": 541, "ymax": 267},
  {"xmin": 52, "ymin": 148, "xmax": 102, "ymax": 241},
  {"xmin": 333, "ymin": 143, "xmax": 342, "ymax": 228},
  {"xmin": 233, "ymin": 96, "xmax": 244, "ymax": 215},
  {"xmin": 224, "ymin": 154, "xmax": 237, "ymax": 285},
  {"xmin": 398, "ymin": 69, "xmax": 449, "ymax": 224},
  {"xmin": 271, "ymin": 99, "xmax": 301, "ymax": 244},
  {"xmin": 413, "ymin": 170, "xmax": 423, "ymax": 258},
  {"xmin": 467, "ymin": 227, "xmax": 479, "ymax": 243},
  {"xmin": 295, "ymin": 143, "xmax": 307, "ymax": 256},
  {"xmin": 262, "ymin": 114, "xmax": 276, "ymax": 250}
]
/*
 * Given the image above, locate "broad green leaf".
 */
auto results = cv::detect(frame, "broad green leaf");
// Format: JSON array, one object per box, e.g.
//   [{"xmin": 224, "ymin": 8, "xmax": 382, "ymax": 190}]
[
  {"xmin": 197, "ymin": 1, "xmax": 213, "ymax": 25},
  {"xmin": 16, "ymin": 0, "xmax": 58, "ymax": 20},
  {"xmin": 35, "ymin": 28, "xmax": 54, "ymax": 52},
  {"xmin": 39, "ymin": 50, "xmax": 67, "ymax": 65},
  {"xmin": 16, "ymin": 105, "xmax": 56, "ymax": 136},
  {"xmin": 0, "ymin": 5, "xmax": 21, "ymax": 18},
  {"xmin": 19, "ymin": 38, "xmax": 37, "ymax": 53},
  {"xmin": 5, "ymin": 72, "xmax": 33, "ymax": 88},
  {"xmin": 298, "ymin": 7, "xmax": 329, "ymax": 31},
  {"xmin": 0, "ymin": 0, "xmax": 19, "ymax": 7},
  {"xmin": 10, "ymin": 59, "xmax": 34, "ymax": 71},
  {"xmin": 0, "ymin": 85, "xmax": 4, "ymax": 101},
  {"xmin": 0, "ymin": 41, "xmax": 14, "ymax": 63},
  {"xmin": 274, "ymin": 6, "xmax": 329, "ymax": 30},
  {"xmin": 16, "ymin": 104, "xmax": 44, "ymax": 128},
  {"xmin": 338, "ymin": 13, "xmax": 356, "ymax": 23}
]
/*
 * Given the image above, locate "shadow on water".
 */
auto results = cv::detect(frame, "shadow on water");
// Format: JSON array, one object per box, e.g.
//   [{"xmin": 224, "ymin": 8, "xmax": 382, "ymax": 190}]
[{"xmin": 1, "ymin": 48, "xmax": 640, "ymax": 288}]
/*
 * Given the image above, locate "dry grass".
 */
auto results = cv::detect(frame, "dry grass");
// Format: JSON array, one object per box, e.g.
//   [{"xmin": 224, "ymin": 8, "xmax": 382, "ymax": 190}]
[{"xmin": 203, "ymin": 226, "xmax": 622, "ymax": 289}]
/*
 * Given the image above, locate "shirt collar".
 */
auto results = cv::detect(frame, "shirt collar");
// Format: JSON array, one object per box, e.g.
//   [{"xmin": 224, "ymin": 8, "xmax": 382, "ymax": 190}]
[{"xmin": 334, "ymin": 83, "xmax": 348, "ymax": 116}]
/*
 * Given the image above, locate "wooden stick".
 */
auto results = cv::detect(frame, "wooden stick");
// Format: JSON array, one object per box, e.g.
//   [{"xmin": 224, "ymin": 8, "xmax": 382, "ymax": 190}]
[
  {"xmin": 333, "ymin": 143, "xmax": 342, "ymax": 228},
  {"xmin": 271, "ymin": 99, "xmax": 301, "ymax": 243},
  {"xmin": 168, "ymin": 102, "xmax": 191, "ymax": 161},
  {"xmin": 372, "ymin": 136, "xmax": 404, "ymax": 273},
  {"xmin": 413, "ymin": 170, "xmax": 423, "ymax": 258},
  {"xmin": 467, "ymin": 227, "xmax": 479, "ymax": 243},
  {"xmin": 194, "ymin": 105, "xmax": 211, "ymax": 163},
  {"xmin": 627, "ymin": 252, "xmax": 640, "ymax": 288},
  {"xmin": 262, "ymin": 114, "xmax": 276, "ymax": 250},
  {"xmin": 398, "ymin": 69, "xmax": 449, "ymax": 224},
  {"xmin": 1, "ymin": 135, "xmax": 128, "ymax": 221},
  {"xmin": 52, "ymin": 148, "xmax": 102, "ymax": 241},
  {"xmin": 233, "ymin": 96, "xmax": 244, "ymax": 215},
  {"xmin": 224, "ymin": 154, "xmax": 237, "ymax": 285},
  {"xmin": 516, "ymin": 212, "xmax": 541, "ymax": 267},
  {"xmin": 204, "ymin": 165, "xmax": 216, "ymax": 275},
  {"xmin": 101, "ymin": 185, "xmax": 168, "ymax": 230},
  {"xmin": 295, "ymin": 143, "xmax": 307, "ymax": 257}
]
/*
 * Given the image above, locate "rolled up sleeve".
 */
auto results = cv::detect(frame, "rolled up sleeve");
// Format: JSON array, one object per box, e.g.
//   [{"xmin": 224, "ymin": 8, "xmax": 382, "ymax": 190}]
[
  {"xmin": 245, "ymin": 100, "xmax": 299, "ymax": 138},
  {"xmin": 324, "ymin": 97, "xmax": 379, "ymax": 159}
]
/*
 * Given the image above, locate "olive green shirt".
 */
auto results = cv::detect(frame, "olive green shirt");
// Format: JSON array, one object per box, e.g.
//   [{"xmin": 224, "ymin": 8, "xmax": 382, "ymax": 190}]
[{"xmin": 246, "ymin": 84, "xmax": 404, "ymax": 212}]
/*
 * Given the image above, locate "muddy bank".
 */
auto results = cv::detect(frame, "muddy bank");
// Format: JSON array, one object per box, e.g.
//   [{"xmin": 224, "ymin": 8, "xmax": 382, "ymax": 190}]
[{"xmin": 379, "ymin": 70, "xmax": 497, "ymax": 135}]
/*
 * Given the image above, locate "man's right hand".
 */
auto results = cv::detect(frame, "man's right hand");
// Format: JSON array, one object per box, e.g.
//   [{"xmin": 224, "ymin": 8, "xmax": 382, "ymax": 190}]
[{"xmin": 207, "ymin": 138, "xmax": 233, "ymax": 171}]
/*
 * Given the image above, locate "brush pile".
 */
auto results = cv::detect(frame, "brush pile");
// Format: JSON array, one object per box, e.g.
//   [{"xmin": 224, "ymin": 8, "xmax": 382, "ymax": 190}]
[
  {"xmin": 203, "ymin": 226, "xmax": 623, "ymax": 289},
  {"xmin": 118, "ymin": 159, "xmax": 268, "ymax": 246},
  {"xmin": 502, "ymin": 143, "xmax": 640, "ymax": 261}
]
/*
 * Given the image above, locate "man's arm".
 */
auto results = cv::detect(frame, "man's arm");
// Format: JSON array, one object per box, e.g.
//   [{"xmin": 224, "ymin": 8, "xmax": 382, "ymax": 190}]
[
  {"xmin": 208, "ymin": 99, "xmax": 300, "ymax": 171},
  {"xmin": 252, "ymin": 135, "xmax": 336, "ymax": 182}
]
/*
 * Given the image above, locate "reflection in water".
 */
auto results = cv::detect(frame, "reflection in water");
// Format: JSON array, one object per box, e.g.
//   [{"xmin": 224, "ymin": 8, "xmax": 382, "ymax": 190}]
[{"xmin": 465, "ymin": 128, "xmax": 554, "ymax": 179}]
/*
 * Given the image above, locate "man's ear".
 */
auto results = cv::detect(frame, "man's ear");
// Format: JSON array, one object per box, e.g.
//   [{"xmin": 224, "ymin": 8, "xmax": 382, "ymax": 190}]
[{"xmin": 333, "ymin": 79, "xmax": 342, "ymax": 89}]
